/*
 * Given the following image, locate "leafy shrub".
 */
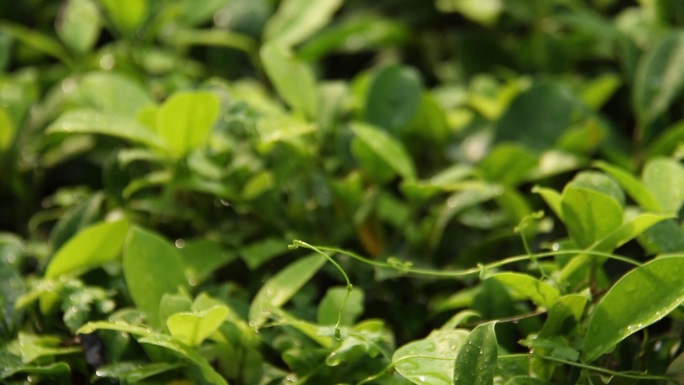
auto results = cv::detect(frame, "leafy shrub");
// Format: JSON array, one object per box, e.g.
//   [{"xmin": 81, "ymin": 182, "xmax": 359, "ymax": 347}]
[{"xmin": 2, "ymin": 1, "xmax": 684, "ymax": 384}]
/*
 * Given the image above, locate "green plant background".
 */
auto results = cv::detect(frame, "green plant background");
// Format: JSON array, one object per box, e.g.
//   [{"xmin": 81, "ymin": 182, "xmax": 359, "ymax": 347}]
[{"xmin": 2, "ymin": 0, "xmax": 684, "ymax": 384}]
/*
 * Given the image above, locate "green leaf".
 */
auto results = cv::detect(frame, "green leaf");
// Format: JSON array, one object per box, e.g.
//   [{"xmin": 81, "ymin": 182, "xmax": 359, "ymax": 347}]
[
  {"xmin": 583, "ymin": 256, "xmax": 684, "ymax": 362},
  {"xmin": 260, "ymin": 43, "xmax": 318, "ymax": 119},
  {"xmin": 364, "ymin": 65, "xmax": 423, "ymax": 133},
  {"xmin": 633, "ymin": 32, "xmax": 684, "ymax": 128},
  {"xmin": 123, "ymin": 227, "xmax": 188, "ymax": 328},
  {"xmin": 263, "ymin": 0, "xmax": 344, "ymax": 47},
  {"xmin": 568, "ymin": 171, "xmax": 624, "ymax": 206},
  {"xmin": 80, "ymin": 71, "xmax": 154, "ymax": 117},
  {"xmin": 179, "ymin": 239, "xmax": 236, "ymax": 284},
  {"xmin": 0, "ymin": 105, "xmax": 15, "ymax": 151},
  {"xmin": 156, "ymin": 91, "xmax": 220, "ymax": 158},
  {"xmin": 435, "ymin": 0, "xmax": 502, "ymax": 26},
  {"xmin": 0, "ymin": 21, "xmax": 71, "ymax": 63},
  {"xmin": 489, "ymin": 273, "xmax": 559, "ymax": 308},
  {"xmin": 560, "ymin": 178, "xmax": 623, "ymax": 248},
  {"xmin": 137, "ymin": 334, "xmax": 228, "ymax": 385},
  {"xmin": 8, "ymin": 333, "xmax": 80, "ymax": 364},
  {"xmin": 479, "ymin": 144, "xmax": 537, "ymax": 185},
  {"xmin": 56, "ymin": 0, "xmax": 101, "ymax": 54},
  {"xmin": 47, "ymin": 109, "xmax": 167, "ymax": 150},
  {"xmin": 594, "ymin": 161, "xmax": 661, "ymax": 212},
  {"xmin": 240, "ymin": 237, "xmax": 287, "ymax": 270},
  {"xmin": 453, "ymin": 321, "xmax": 498, "ymax": 385},
  {"xmin": 167, "ymin": 305, "xmax": 229, "ymax": 346},
  {"xmin": 317, "ymin": 286, "xmax": 365, "ymax": 326},
  {"xmin": 393, "ymin": 329, "xmax": 470, "ymax": 385},
  {"xmin": 532, "ymin": 186, "xmax": 562, "ymax": 219},
  {"xmin": 539, "ymin": 294, "xmax": 588, "ymax": 337},
  {"xmin": 505, "ymin": 377, "xmax": 553, "ymax": 385},
  {"xmin": 91, "ymin": 361, "xmax": 186, "ymax": 384},
  {"xmin": 643, "ymin": 157, "xmax": 684, "ymax": 214},
  {"xmin": 351, "ymin": 122, "xmax": 417, "ymax": 180},
  {"xmin": 249, "ymin": 254, "xmax": 326, "ymax": 329},
  {"xmin": 495, "ymin": 83, "xmax": 576, "ymax": 152},
  {"xmin": 100, "ymin": 0, "xmax": 148, "ymax": 37},
  {"xmin": 45, "ymin": 219, "xmax": 129, "ymax": 279}
]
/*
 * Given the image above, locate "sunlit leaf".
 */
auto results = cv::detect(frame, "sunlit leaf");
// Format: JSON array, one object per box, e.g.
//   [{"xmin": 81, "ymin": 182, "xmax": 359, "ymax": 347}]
[
  {"xmin": 489, "ymin": 273, "xmax": 559, "ymax": 308},
  {"xmin": 351, "ymin": 122, "xmax": 417, "ymax": 180},
  {"xmin": 156, "ymin": 91, "xmax": 220, "ymax": 158},
  {"xmin": 56, "ymin": 0, "xmax": 100, "ymax": 54},
  {"xmin": 263, "ymin": 0, "xmax": 343, "ymax": 47},
  {"xmin": 249, "ymin": 254, "xmax": 326, "ymax": 329},
  {"xmin": 453, "ymin": 321, "xmax": 498, "ymax": 385},
  {"xmin": 393, "ymin": 329, "xmax": 470, "ymax": 385},
  {"xmin": 583, "ymin": 256, "xmax": 684, "ymax": 362},
  {"xmin": 123, "ymin": 227, "xmax": 187, "ymax": 328},
  {"xmin": 167, "ymin": 305, "xmax": 228, "ymax": 346}
]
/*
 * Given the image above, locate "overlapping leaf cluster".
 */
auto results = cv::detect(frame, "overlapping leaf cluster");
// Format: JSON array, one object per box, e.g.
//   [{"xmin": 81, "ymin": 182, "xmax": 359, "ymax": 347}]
[{"xmin": 2, "ymin": 1, "xmax": 684, "ymax": 384}]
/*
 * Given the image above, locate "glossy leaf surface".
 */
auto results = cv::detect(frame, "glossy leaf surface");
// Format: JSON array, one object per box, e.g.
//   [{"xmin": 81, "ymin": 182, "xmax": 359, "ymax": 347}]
[{"xmin": 453, "ymin": 321, "xmax": 498, "ymax": 385}]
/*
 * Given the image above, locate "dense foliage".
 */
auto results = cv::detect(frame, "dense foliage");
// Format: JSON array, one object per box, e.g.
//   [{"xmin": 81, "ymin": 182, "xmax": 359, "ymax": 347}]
[{"xmin": 2, "ymin": 0, "xmax": 684, "ymax": 384}]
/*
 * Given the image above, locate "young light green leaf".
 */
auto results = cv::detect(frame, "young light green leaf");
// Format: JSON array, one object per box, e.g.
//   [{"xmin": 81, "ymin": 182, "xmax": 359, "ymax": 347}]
[
  {"xmin": 594, "ymin": 161, "xmax": 661, "ymax": 212},
  {"xmin": 0, "ymin": 105, "xmax": 14, "ymax": 151},
  {"xmin": 45, "ymin": 219, "xmax": 129, "ymax": 279},
  {"xmin": 643, "ymin": 157, "xmax": 684, "ymax": 214},
  {"xmin": 532, "ymin": 186, "xmax": 562, "ymax": 219},
  {"xmin": 249, "ymin": 254, "xmax": 326, "ymax": 329},
  {"xmin": 80, "ymin": 71, "xmax": 154, "ymax": 117},
  {"xmin": 435, "ymin": 0, "xmax": 502, "ymax": 26},
  {"xmin": 8, "ymin": 333, "xmax": 81, "ymax": 364},
  {"xmin": 100, "ymin": 0, "xmax": 148, "ymax": 37},
  {"xmin": 393, "ymin": 329, "xmax": 470, "ymax": 385},
  {"xmin": 123, "ymin": 227, "xmax": 188, "ymax": 328},
  {"xmin": 91, "ymin": 361, "xmax": 186, "ymax": 384},
  {"xmin": 351, "ymin": 122, "xmax": 417, "ymax": 180},
  {"xmin": 364, "ymin": 65, "xmax": 423, "ymax": 133},
  {"xmin": 560, "ymin": 187, "xmax": 623, "ymax": 248},
  {"xmin": 489, "ymin": 273, "xmax": 559, "ymax": 308},
  {"xmin": 263, "ymin": 0, "xmax": 343, "ymax": 47},
  {"xmin": 260, "ymin": 43, "xmax": 318, "ymax": 119},
  {"xmin": 47, "ymin": 109, "xmax": 167, "ymax": 150},
  {"xmin": 633, "ymin": 32, "xmax": 684, "ymax": 128},
  {"xmin": 583, "ymin": 256, "xmax": 684, "ymax": 362},
  {"xmin": 167, "ymin": 305, "xmax": 228, "ymax": 346},
  {"xmin": 453, "ymin": 321, "xmax": 498, "ymax": 385},
  {"xmin": 317, "ymin": 286, "xmax": 364, "ymax": 326},
  {"xmin": 56, "ymin": 0, "xmax": 100, "ymax": 54},
  {"xmin": 156, "ymin": 91, "xmax": 220, "ymax": 158}
]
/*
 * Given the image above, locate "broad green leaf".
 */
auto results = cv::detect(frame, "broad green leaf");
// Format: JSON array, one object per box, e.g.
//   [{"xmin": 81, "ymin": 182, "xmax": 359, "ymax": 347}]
[
  {"xmin": 240, "ymin": 237, "xmax": 287, "ymax": 270},
  {"xmin": 479, "ymin": 144, "xmax": 537, "ymax": 185},
  {"xmin": 560, "ymin": 186, "xmax": 623, "ymax": 248},
  {"xmin": 568, "ymin": 171, "xmax": 624, "ymax": 206},
  {"xmin": 633, "ymin": 32, "xmax": 684, "ymax": 128},
  {"xmin": 393, "ymin": 329, "xmax": 470, "ymax": 385},
  {"xmin": 351, "ymin": 122, "xmax": 417, "ymax": 180},
  {"xmin": 532, "ymin": 186, "xmax": 562, "ymax": 219},
  {"xmin": 0, "ymin": 105, "xmax": 14, "ymax": 151},
  {"xmin": 91, "ymin": 361, "xmax": 185, "ymax": 384},
  {"xmin": 594, "ymin": 161, "xmax": 661, "ymax": 212},
  {"xmin": 559, "ymin": 213, "xmax": 668, "ymax": 282},
  {"xmin": 158, "ymin": 293, "xmax": 192, "ymax": 327},
  {"xmin": 167, "ymin": 305, "xmax": 229, "ymax": 346},
  {"xmin": 351, "ymin": 138, "xmax": 396, "ymax": 183},
  {"xmin": 405, "ymin": 93, "xmax": 450, "ymax": 144},
  {"xmin": 495, "ymin": 83, "xmax": 576, "ymax": 152},
  {"xmin": 156, "ymin": 91, "xmax": 220, "ymax": 158},
  {"xmin": 45, "ymin": 219, "xmax": 128, "ymax": 279},
  {"xmin": 453, "ymin": 322, "xmax": 498, "ymax": 385},
  {"xmin": 138, "ymin": 334, "xmax": 228, "ymax": 385},
  {"xmin": 77, "ymin": 320, "xmax": 154, "ymax": 336},
  {"xmin": 179, "ymin": 239, "xmax": 236, "ymax": 283},
  {"xmin": 579, "ymin": 73, "xmax": 622, "ymax": 110},
  {"xmin": 640, "ymin": 219, "xmax": 684, "ymax": 254},
  {"xmin": 583, "ymin": 256, "xmax": 684, "ymax": 362},
  {"xmin": 249, "ymin": 254, "xmax": 326, "ymax": 328},
  {"xmin": 489, "ymin": 273, "xmax": 559, "ymax": 308},
  {"xmin": 643, "ymin": 157, "xmax": 684, "ymax": 214},
  {"xmin": 47, "ymin": 109, "xmax": 167, "ymax": 150},
  {"xmin": 56, "ymin": 0, "xmax": 100, "ymax": 54},
  {"xmin": 539, "ymin": 294, "xmax": 588, "ymax": 337},
  {"xmin": 263, "ymin": 0, "xmax": 343, "ymax": 47},
  {"xmin": 123, "ymin": 227, "xmax": 187, "ymax": 328},
  {"xmin": 364, "ymin": 65, "xmax": 422, "ymax": 133},
  {"xmin": 435, "ymin": 0, "xmax": 502, "ymax": 26},
  {"xmin": 80, "ymin": 71, "xmax": 154, "ymax": 117},
  {"xmin": 260, "ymin": 43, "xmax": 318, "ymax": 119},
  {"xmin": 100, "ymin": 0, "xmax": 148, "ymax": 37},
  {"xmin": 317, "ymin": 287, "xmax": 364, "ymax": 326},
  {"xmin": 0, "ymin": 21, "xmax": 71, "ymax": 63}
]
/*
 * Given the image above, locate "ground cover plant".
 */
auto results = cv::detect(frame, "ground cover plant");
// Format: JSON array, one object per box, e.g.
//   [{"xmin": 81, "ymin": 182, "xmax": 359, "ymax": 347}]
[{"xmin": 2, "ymin": 0, "xmax": 684, "ymax": 384}]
